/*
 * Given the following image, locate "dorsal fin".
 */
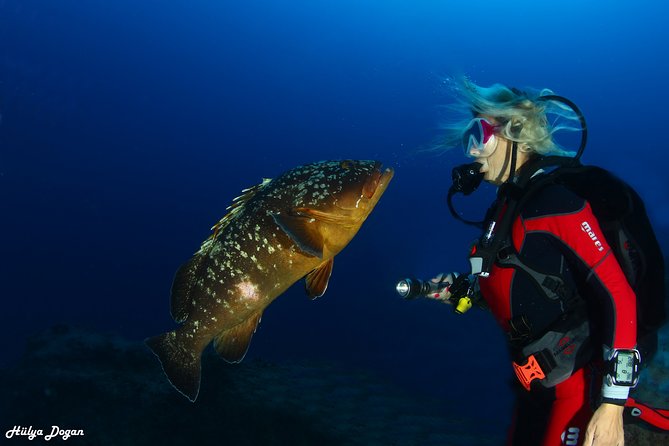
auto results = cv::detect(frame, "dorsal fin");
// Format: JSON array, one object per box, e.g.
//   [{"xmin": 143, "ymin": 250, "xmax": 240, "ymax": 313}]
[
  {"xmin": 196, "ymin": 178, "xmax": 272, "ymax": 254},
  {"xmin": 170, "ymin": 255, "xmax": 206, "ymax": 323}
]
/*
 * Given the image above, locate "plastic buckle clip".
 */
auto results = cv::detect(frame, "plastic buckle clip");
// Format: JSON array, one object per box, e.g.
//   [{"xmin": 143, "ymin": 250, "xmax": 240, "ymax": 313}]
[{"xmin": 512, "ymin": 354, "xmax": 546, "ymax": 391}]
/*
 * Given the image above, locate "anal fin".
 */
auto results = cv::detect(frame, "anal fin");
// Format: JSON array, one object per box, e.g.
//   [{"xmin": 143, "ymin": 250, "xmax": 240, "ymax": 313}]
[
  {"xmin": 213, "ymin": 311, "xmax": 262, "ymax": 363},
  {"xmin": 305, "ymin": 258, "xmax": 334, "ymax": 299}
]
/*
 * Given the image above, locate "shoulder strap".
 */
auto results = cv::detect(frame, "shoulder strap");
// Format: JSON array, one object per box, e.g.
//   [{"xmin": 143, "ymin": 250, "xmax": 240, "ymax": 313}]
[{"xmin": 469, "ymin": 156, "xmax": 579, "ymax": 277}]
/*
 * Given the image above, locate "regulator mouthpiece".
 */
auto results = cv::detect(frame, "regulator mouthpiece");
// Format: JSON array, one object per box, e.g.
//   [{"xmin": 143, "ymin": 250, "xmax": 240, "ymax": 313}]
[
  {"xmin": 451, "ymin": 162, "xmax": 484, "ymax": 195},
  {"xmin": 447, "ymin": 162, "xmax": 486, "ymax": 228}
]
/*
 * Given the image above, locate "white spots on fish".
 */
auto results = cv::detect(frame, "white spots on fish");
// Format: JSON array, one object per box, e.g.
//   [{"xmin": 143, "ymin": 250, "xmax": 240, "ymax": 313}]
[
  {"xmin": 295, "ymin": 189, "xmax": 308, "ymax": 201},
  {"xmin": 216, "ymin": 298, "xmax": 222, "ymax": 304},
  {"xmin": 211, "ymin": 316, "xmax": 218, "ymax": 322},
  {"xmin": 236, "ymin": 280, "xmax": 261, "ymax": 302},
  {"xmin": 240, "ymin": 251, "xmax": 248, "ymax": 258},
  {"xmin": 250, "ymin": 254, "xmax": 257, "ymax": 263},
  {"xmin": 267, "ymin": 245, "xmax": 276, "ymax": 254}
]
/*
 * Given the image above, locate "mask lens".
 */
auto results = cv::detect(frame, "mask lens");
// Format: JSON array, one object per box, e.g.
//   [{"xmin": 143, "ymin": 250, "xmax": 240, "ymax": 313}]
[{"xmin": 462, "ymin": 118, "xmax": 497, "ymax": 157}]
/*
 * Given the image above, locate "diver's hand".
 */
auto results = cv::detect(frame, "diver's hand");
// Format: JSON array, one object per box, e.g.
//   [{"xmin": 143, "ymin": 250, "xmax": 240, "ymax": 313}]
[
  {"xmin": 428, "ymin": 273, "xmax": 457, "ymax": 303},
  {"xmin": 583, "ymin": 403, "xmax": 624, "ymax": 446}
]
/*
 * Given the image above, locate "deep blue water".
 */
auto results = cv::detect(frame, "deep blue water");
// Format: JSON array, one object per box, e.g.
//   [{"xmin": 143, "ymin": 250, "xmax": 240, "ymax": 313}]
[{"xmin": 1, "ymin": 0, "xmax": 668, "ymax": 439}]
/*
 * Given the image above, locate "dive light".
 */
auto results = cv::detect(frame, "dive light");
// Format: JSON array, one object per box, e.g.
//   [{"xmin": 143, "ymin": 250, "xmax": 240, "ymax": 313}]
[
  {"xmin": 395, "ymin": 276, "xmax": 474, "ymax": 314},
  {"xmin": 395, "ymin": 278, "xmax": 441, "ymax": 300}
]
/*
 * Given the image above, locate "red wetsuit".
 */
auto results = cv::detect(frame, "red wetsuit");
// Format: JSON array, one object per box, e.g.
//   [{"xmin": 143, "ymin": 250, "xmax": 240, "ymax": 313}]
[{"xmin": 477, "ymin": 182, "xmax": 637, "ymax": 446}]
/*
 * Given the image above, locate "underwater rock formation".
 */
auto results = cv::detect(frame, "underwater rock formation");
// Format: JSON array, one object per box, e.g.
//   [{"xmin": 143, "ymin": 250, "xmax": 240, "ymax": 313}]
[
  {"xmin": 0, "ymin": 325, "xmax": 497, "ymax": 445},
  {"xmin": 625, "ymin": 318, "xmax": 669, "ymax": 445},
  {"xmin": 1, "ymin": 324, "xmax": 667, "ymax": 445}
]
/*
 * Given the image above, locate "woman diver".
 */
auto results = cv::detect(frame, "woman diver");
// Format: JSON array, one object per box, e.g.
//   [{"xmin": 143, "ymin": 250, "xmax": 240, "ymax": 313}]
[{"xmin": 422, "ymin": 79, "xmax": 641, "ymax": 446}]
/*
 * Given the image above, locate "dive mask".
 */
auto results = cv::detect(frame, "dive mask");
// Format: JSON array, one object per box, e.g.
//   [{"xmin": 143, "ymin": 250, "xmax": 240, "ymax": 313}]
[{"xmin": 462, "ymin": 117, "xmax": 500, "ymax": 158}]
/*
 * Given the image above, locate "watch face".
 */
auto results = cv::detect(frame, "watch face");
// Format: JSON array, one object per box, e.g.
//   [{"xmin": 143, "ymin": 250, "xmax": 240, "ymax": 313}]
[{"xmin": 615, "ymin": 351, "xmax": 636, "ymax": 385}]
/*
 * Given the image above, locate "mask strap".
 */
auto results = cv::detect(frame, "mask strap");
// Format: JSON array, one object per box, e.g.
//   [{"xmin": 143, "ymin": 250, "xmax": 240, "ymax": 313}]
[
  {"xmin": 492, "ymin": 140, "xmax": 515, "ymax": 184},
  {"xmin": 508, "ymin": 140, "xmax": 518, "ymax": 184}
]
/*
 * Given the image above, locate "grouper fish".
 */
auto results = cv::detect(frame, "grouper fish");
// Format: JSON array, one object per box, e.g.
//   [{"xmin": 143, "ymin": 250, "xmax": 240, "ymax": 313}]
[{"xmin": 146, "ymin": 160, "xmax": 393, "ymax": 401}]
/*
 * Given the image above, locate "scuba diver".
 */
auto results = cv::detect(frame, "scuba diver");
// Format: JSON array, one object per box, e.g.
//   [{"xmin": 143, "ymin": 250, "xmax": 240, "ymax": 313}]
[{"xmin": 398, "ymin": 79, "xmax": 667, "ymax": 446}]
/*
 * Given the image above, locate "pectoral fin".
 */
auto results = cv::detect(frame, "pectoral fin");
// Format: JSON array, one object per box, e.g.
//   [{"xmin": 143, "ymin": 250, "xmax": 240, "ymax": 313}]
[
  {"xmin": 213, "ymin": 311, "xmax": 262, "ymax": 363},
  {"xmin": 272, "ymin": 212, "xmax": 324, "ymax": 258},
  {"xmin": 293, "ymin": 208, "xmax": 350, "ymax": 225},
  {"xmin": 305, "ymin": 258, "xmax": 334, "ymax": 299}
]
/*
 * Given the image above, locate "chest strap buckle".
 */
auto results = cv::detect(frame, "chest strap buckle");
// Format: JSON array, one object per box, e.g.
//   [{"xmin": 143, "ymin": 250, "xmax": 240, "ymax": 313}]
[{"xmin": 512, "ymin": 354, "xmax": 547, "ymax": 391}]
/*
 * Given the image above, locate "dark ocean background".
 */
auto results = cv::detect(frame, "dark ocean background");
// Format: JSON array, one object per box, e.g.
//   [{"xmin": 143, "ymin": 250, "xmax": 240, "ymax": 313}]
[{"xmin": 1, "ymin": 1, "xmax": 668, "ymax": 444}]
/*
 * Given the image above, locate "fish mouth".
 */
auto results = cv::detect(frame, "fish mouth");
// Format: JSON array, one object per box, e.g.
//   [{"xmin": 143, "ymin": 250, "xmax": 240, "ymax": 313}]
[
  {"xmin": 331, "ymin": 161, "xmax": 394, "ymax": 215},
  {"xmin": 362, "ymin": 161, "xmax": 394, "ymax": 201}
]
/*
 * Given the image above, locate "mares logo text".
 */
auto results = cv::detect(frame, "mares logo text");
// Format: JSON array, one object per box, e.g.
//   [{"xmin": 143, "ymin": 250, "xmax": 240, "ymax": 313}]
[{"xmin": 581, "ymin": 221, "xmax": 604, "ymax": 252}]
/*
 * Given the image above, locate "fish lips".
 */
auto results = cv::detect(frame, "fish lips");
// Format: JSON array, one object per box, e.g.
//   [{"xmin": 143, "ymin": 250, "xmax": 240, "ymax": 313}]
[{"xmin": 362, "ymin": 162, "xmax": 394, "ymax": 201}]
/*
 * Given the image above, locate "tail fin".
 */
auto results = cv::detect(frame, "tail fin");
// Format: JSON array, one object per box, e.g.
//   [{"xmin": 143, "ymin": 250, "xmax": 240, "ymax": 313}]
[{"xmin": 145, "ymin": 331, "xmax": 202, "ymax": 402}]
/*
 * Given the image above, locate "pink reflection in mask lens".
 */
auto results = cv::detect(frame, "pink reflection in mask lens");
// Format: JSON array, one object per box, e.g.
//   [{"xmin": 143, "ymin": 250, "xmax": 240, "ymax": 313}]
[{"xmin": 462, "ymin": 118, "xmax": 498, "ymax": 157}]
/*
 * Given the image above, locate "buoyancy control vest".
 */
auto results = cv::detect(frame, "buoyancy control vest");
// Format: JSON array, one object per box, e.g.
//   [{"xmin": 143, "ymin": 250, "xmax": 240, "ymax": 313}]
[{"xmin": 485, "ymin": 160, "xmax": 666, "ymax": 363}]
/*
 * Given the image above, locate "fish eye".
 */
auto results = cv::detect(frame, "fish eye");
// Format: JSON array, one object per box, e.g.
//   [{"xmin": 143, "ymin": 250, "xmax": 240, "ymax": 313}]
[{"xmin": 339, "ymin": 160, "xmax": 354, "ymax": 170}]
